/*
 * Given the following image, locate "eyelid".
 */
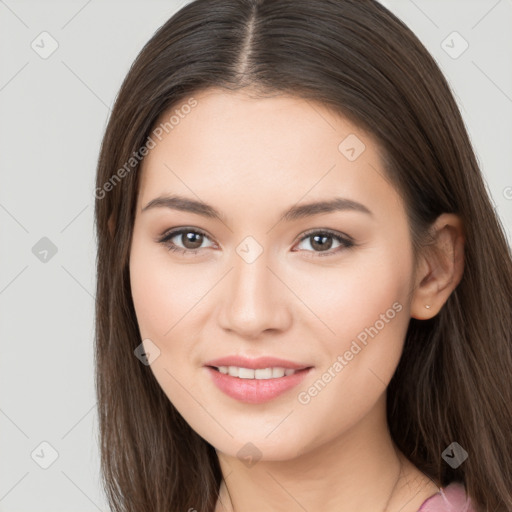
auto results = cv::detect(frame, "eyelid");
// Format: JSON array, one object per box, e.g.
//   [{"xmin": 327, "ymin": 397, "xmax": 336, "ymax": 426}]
[
  {"xmin": 294, "ymin": 227, "xmax": 354, "ymax": 245},
  {"xmin": 157, "ymin": 227, "xmax": 355, "ymax": 256},
  {"xmin": 292, "ymin": 228, "xmax": 354, "ymax": 257},
  {"xmin": 157, "ymin": 226, "xmax": 215, "ymax": 251}
]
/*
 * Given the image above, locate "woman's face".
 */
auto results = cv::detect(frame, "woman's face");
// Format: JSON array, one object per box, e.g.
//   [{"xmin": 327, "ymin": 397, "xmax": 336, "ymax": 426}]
[{"xmin": 129, "ymin": 88, "xmax": 417, "ymax": 461}]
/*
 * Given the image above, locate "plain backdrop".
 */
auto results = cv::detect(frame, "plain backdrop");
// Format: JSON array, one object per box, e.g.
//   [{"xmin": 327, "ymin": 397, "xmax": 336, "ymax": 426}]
[{"xmin": 1, "ymin": 0, "xmax": 511, "ymax": 510}]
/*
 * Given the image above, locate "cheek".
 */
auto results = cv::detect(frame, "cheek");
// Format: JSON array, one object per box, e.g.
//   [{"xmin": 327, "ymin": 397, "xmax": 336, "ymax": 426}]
[
  {"xmin": 129, "ymin": 237, "xmax": 206, "ymax": 340},
  {"xmin": 129, "ymin": 235, "xmax": 216, "ymax": 395},
  {"xmin": 129, "ymin": 245, "xmax": 191, "ymax": 407},
  {"xmin": 289, "ymin": 238, "xmax": 414, "ymax": 410},
  {"xmin": 290, "ymin": 241, "xmax": 414, "ymax": 346}
]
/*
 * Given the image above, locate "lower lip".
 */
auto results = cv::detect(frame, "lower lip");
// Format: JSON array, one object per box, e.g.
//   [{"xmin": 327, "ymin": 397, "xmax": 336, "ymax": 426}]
[{"xmin": 205, "ymin": 366, "xmax": 312, "ymax": 404}]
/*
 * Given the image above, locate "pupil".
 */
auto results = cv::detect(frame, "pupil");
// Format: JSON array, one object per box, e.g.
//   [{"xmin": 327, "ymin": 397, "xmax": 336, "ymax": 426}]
[
  {"xmin": 312, "ymin": 234, "xmax": 332, "ymax": 251},
  {"xmin": 183, "ymin": 232, "xmax": 202, "ymax": 249}
]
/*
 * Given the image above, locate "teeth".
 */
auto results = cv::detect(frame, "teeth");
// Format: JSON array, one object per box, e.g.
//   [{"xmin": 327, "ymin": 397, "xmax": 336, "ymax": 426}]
[
  {"xmin": 216, "ymin": 366, "xmax": 299, "ymax": 379},
  {"xmin": 272, "ymin": 367, "xmax": 285, "ymax": 378},
  {"xmin": 239, "ymin": 367, "xmax": 254, "ymax": 379}
]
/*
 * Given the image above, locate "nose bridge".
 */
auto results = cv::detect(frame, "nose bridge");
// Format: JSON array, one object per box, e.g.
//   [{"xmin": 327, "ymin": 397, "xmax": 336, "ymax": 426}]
[
  {"xmin": 232, "ymin": 246, "xmax": 270, "ymax": 300},
  {"xmin": 218, "ymin": 238, "xmax": 290, "ymax": 336}
]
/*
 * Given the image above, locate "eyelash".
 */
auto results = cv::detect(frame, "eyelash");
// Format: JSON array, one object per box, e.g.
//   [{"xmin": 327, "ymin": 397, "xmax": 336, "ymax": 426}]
[{"xmin": 157, "ymin": 227, "xmax": 355, "ymax": 258}]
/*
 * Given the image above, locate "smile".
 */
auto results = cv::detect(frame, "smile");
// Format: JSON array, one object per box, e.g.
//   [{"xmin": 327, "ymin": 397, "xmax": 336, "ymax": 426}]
[
  {"xmin": 213, "ymin": 366, "xmax": 299, "ymax": 379},
  {"xmin": 206, "ymin": 366, "xmax": 312, "ymax": 404}
]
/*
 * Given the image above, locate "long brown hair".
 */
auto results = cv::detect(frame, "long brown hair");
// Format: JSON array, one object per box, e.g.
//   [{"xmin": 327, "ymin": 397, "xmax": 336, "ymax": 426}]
[{"xmin": 94, "ymin": 1, "xmax": 512, "ymax": 510}]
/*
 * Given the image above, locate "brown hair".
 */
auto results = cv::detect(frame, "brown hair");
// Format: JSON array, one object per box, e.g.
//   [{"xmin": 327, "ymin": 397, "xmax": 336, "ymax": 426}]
[{"xmin": 94, "ymin": 1, "xmax": 512, "ymax": 510}]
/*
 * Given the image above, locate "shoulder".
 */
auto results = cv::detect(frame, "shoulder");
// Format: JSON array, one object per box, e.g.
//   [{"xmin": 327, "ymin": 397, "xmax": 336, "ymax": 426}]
[{"xmin": 417, "ymin": 482, "xmax": 476, "ymax": 512}]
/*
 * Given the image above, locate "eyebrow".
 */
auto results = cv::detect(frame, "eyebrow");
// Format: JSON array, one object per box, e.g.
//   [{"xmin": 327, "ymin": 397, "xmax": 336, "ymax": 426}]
[{"xmin": 141, "ymin": 194, "xmax": 372, "ymax": 222}]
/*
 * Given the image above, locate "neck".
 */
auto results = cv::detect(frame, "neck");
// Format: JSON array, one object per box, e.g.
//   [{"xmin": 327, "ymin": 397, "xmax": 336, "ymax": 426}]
[{"xmin": 215, "ymin": 395, "xmax": 440, "ymax": 512}]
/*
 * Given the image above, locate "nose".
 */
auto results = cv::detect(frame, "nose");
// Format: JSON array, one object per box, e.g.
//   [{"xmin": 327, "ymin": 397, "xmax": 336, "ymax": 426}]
[{"xmin": 217, "ymin": 247, "xmax": 292, "ymax": 339}]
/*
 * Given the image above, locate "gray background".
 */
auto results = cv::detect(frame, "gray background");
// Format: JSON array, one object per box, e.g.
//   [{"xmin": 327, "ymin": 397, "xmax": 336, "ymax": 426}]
[{"xmin": 1, "ymin": 0, "xmax": 511, "ymax": 510}]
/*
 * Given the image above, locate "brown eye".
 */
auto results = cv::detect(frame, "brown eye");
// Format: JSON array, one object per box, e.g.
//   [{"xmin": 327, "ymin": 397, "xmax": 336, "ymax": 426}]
[
  {"xmin": 159, "ymin": 228, "xmax": 214, "ymax": 255},
  {"xmin": 309, "ymin": 234, "xmax": 334, "ymax": 251},
  {"xmin": 295, "ymin": 230, "xmax": 354, "ymax": 256},
  {"xmin": 180, "ymin": 231, "xmax": 204, "ymax": 249}
]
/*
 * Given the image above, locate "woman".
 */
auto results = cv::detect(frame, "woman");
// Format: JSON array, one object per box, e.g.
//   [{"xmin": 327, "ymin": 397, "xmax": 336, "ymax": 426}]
[{"xmin": 94, "ymin": 1, "xmax": 512, "ymax": 511}]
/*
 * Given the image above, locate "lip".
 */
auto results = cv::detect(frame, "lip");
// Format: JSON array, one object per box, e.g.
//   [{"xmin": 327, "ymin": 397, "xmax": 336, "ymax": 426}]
[
  {"xmin": 204, "ymin": 356, "xmax": 313, "ymax": 404},
  {"xmin": 204, "ymin": 355, "xmax": 311, "ymax": 370},
  {"xmin": 205, "ymin": 366, "xmax": 312, "ymax": 404}
]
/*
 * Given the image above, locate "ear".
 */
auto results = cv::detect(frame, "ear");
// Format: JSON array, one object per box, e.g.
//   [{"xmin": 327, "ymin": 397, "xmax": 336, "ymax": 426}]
[{"xmin": 410, "ymin": 213, "xmax": 465, "ymax": 320}]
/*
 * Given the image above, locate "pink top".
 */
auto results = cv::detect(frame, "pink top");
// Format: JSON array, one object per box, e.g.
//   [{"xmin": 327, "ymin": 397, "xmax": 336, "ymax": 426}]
[{"xmin": 417, "ymin": 482, "xmax": 476, "ymax": 512}]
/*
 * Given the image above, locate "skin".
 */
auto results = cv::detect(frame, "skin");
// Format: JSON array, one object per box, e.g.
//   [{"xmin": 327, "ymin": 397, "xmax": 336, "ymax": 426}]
[{"xmin": 128, "ymin": 88, "xmax": 465, "ymax": 512}]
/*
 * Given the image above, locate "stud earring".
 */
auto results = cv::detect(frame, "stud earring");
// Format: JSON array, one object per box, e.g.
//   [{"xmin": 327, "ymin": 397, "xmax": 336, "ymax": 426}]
[{"xmin": 425, "ymin": 304, "xmax": 431, "ymax": 309}]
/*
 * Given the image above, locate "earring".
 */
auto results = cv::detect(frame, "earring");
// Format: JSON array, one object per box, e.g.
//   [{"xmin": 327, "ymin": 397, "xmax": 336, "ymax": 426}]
[{"xmin": 425, "ymin": 304, "xmax": 431, "ymax": 309}]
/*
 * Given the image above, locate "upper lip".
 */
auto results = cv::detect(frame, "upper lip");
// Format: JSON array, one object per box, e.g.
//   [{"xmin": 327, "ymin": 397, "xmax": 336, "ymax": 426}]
[{"xmin": 204, "ymin": 355, "xmax": 312, "ymax": 370}]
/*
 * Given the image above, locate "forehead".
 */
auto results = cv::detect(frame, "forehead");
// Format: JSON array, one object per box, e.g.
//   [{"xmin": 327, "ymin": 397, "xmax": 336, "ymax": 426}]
[{"xmin": 137, "ymin": 88, "xmax": 399, "ymax": 219}]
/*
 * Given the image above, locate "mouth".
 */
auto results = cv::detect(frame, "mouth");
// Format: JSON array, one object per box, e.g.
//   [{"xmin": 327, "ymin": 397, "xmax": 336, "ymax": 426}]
[
  {"xmin": 207, "ymin": 365, "xmax": 310, "ymax": 379},
  {"xmin": 205, "ymin": 365, "xmax": 313, "ymax": 404}
]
